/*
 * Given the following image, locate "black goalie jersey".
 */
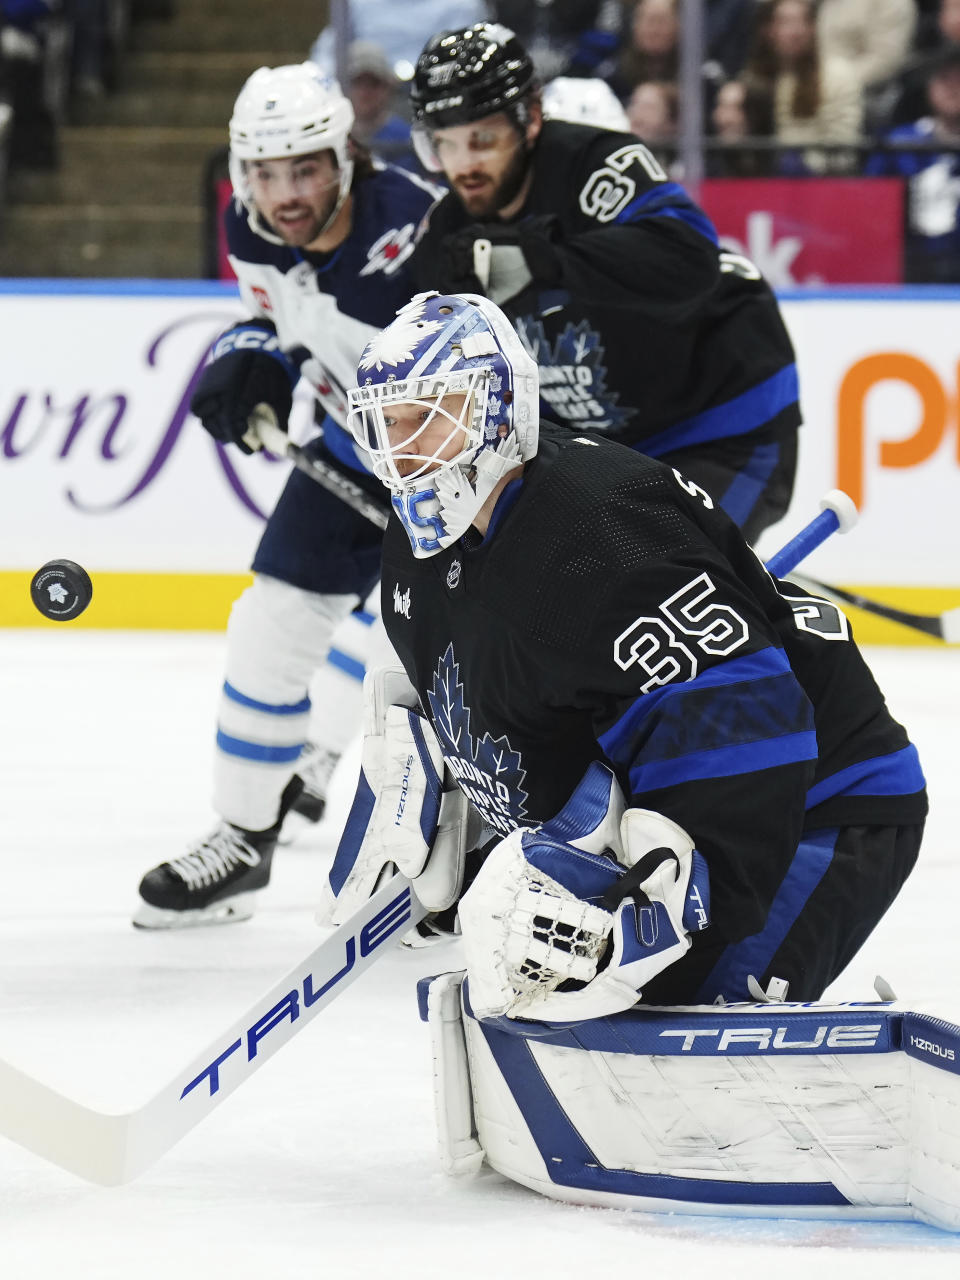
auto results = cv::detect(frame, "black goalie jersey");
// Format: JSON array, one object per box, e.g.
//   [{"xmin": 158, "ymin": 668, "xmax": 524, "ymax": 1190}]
[
  {"xmin": 412, "ymin": 120, "xmax": 800, "ymax": 457},
  {"xmin": 381, "ymin": 428, "xmax": 926, "ymax": 947}
]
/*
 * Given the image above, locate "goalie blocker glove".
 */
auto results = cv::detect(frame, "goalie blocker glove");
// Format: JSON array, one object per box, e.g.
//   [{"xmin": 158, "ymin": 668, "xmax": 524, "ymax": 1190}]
[
  {"xmin": 458, "ymin": 761, "xmax": 711, "ymax": 1022},
  {"xmin": 190, "ymin": 321, "xmax": 300, "ymax": 453},
  {"xmin": 317, "ymin": 665, "xmax": 481, "ymax": 926}
]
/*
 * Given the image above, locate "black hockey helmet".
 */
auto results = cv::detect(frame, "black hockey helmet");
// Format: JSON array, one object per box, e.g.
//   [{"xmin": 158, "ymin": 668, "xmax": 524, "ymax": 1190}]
[{"xmin": 410, "ymin": 22, "xmax": 536, "ymax": 130}]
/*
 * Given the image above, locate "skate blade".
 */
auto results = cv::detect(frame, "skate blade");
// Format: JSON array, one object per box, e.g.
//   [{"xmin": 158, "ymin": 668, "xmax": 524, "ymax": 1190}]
[{"xmin": 131, "ymin": 892, "xmax": 259, "ymax": 930}]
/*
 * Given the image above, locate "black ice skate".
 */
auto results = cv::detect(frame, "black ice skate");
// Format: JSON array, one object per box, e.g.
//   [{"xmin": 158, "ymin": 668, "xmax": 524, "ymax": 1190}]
[{"xmin": 134, "ymin": 778, "xmax": 302, "ymax": 929}]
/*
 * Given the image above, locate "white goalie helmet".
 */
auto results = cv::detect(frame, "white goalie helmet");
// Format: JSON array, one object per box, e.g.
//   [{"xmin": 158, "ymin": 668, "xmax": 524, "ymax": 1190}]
[
  {"xmin": 347, "ymin": 293, "xmax": 539, "ymax": 558},
  {"xmin": 228, "ymin": 62, "xmax": 355, "ymax": 245}
]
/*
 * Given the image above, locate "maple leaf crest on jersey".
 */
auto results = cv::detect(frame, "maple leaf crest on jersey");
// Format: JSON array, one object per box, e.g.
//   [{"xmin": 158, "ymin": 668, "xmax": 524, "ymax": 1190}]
[
  {"xmin": 516, "ymin": 316, "xmax": 630, "ymax": 433},
  {"xmin": 358, "ymin": 298, "xmax": 445, "ymax": 372},
  {"xmin": 427, "ymin": 643, "xmax": 529, "ymax": 836}
]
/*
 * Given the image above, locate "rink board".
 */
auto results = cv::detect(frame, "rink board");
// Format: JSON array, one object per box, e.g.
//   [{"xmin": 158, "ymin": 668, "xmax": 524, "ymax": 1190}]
[{"xmin": 1, "ymin": 281, "xmax": 958, "ymax": 641}]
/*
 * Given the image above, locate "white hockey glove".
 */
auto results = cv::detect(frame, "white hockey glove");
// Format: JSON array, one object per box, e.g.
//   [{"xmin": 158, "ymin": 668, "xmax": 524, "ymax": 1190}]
[
  {"xmin": 317, "ymin": 665, "xmax": 477, "ymax": 925},
  {"xmin": 458, "ymin": 761, "xmax": 711, "ymax": 1022}
]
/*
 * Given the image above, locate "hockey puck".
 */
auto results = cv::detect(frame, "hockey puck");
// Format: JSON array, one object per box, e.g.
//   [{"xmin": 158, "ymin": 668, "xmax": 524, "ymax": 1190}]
[{"xmin": 29, "ymin": 560, "xmax": 93, "ymax": 621}]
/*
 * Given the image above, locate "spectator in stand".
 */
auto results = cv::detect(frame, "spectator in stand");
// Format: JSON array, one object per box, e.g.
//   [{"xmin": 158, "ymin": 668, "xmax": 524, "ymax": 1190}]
[
  {"xmin": 343, "ymin": 40, "xmax": 417, "ymax": 172},
  {"xmin": 889, "ymin": 0, "xmax": 960, "ymax": 127},
  {"xmin": 706, "ymin": 76, "xmax": 779, "ymax": 176},
  {"xmin": 488, "ymin": 1, "xmax": 623, "ymax": 82},
  {"xmin": 817, "ymin": 0, "xmax": 916, "ymax": 92},
  {"xmin": 705, "ymin": 0, "xmax": 761, "ymax": 79},
  {"xmin": 66, "ymin": 0, "xmax": 107, "ymax": 99},
  {"xmin": 1, "ymin": 0, "xmax": 61, "ymax": 167},
  {"xmin": 625, "ymin": 78, "xmax": 678, "ymax": 147},
  {"xmin": 311, "ymin": 0, "xmax": 486, "ymax": 82},
  {"xmin": 743, "ymin": 0, "xmax": 864, "ymax": 173},
  {"xmin": 607, "ymin": 0, "xmax": 678, "ymax": 101},
  {"xmin": 865, "ymin": 45, "xmax": 960, "ymax": 283}
]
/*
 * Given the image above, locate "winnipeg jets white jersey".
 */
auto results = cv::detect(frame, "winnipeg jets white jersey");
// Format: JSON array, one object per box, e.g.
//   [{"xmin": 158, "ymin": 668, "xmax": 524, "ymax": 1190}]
[{"xmin": 227, "ymin": 162, "xmax": 441, "ymax": 433}]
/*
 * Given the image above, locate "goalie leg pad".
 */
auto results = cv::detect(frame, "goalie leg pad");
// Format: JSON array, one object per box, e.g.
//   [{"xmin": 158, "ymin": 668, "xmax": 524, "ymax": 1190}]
[{"xmin": 419, "ymin": 974, "xmax": 960, "ymax": 1232}]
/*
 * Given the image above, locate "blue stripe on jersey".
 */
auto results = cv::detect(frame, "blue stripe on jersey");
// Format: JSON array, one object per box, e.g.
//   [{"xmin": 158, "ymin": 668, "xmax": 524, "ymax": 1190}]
[
  {"xmin": 640, "ymin": 363, "xmax": 800, "ymax": 457},
  {"xmin": 805, "ymin": 744, "xmax": 926, "ymax": 809},
  {"xmin": 598, "ymin": 647, "xmax": 816, "ymax": 794},
  {"xmin": 476, "ymin": 1018, "xmax": 848, "ymax": 1205},
  {"xmin": 223, "ymin": 682, "xmax": 311, "ymax": 716},
  {"xmin": 627, "ymin": 730, "xmax": 817, "ymax": 794},
  {"xmin": 716, "ymin": 440, "xmax": 781, "ymax": 529},
  {"xmin": 694, "ymin": 828, "xmax": 839, "ymax": 1004},
  {"xmin": 613, "ymin": 182, "xmax": 719, "ymax": 245},
  {"xmin": 215, "ymin": 731, "xmax": 303, "ymax": 765}
]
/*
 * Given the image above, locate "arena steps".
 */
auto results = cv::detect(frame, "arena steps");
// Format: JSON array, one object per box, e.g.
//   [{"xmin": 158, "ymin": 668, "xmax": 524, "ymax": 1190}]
[{"xmin": 0, "ymin": 2, "xmax": 327, "ymax": 278}]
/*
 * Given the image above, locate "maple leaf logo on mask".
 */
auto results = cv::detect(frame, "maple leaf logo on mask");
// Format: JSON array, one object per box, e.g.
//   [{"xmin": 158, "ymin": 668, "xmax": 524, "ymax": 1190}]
[{"xmin": 359, "ymin": 299, "xmax": 445, "ymax": 372}]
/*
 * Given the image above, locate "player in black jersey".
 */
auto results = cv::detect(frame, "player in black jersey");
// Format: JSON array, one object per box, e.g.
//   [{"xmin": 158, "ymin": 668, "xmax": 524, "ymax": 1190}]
[
  {"xmin": 332, "ymin": 291, "xmax": 925, "ymax": 1017},
  {"xmin": 408, "ymin": 22, "xmax": 799, "ymax": 546}
]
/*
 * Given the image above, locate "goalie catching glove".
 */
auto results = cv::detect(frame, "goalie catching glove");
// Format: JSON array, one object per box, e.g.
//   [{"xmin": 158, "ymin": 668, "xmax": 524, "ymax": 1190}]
[
  {"xmin": 317, "ymin": 665, "xmax": 480, "ymax": 926},
  {"xmin": 458, "ymin": 761, "xmax": 711, "ymax": 1022}
]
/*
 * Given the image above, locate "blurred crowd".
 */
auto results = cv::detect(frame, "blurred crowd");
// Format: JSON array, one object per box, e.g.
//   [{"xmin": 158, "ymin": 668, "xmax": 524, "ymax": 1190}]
[
  {"xmin": 0, "ymin": 0, "xmax": 156, "ymax": 165},
  {"xmin": 314, "ymin": 0, "xmax": 960, "ymax": 280},
  {"xmin": 4, "ymin": 1, "xmax": 959, "ymax": 282}
]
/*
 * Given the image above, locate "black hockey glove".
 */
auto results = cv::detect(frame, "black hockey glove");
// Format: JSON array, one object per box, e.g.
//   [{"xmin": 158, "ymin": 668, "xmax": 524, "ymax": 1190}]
[
  {"xmin": 436, "ymin": 216, "xmax": 564, "ymax": 303},
  {"xmin": 190, "ymin": 321, "xmax": 299, "ymax": 454}
]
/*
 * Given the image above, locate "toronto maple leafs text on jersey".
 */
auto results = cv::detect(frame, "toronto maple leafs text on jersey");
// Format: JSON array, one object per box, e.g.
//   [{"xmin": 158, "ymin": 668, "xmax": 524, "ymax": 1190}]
[{"xmin": 380, "ymin": 428, "xmax": 926, "ymax": 954}]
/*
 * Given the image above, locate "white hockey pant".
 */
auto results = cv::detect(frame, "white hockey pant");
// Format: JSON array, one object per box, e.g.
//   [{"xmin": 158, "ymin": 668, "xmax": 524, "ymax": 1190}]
[
  {"xmin": 214, "ymin": 574, "xmax": 389, "ymax": 831},
  {"xmin": 422, "ymin": 971, "xmax": 960, "ymax": 1232}
]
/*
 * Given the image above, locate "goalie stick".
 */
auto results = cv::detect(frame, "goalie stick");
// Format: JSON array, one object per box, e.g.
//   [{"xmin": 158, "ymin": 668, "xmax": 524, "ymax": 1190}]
[
  {"xmin": 784, "ymin": 574, "xmax": 960, "ymax": 644},
  {"xmin": 0, "ymin": 874, "xmax": 424, "ymax": 1186},
  {"xmin": 0, "ymin": 485, "xmax": 854, "ymax": 1186}
]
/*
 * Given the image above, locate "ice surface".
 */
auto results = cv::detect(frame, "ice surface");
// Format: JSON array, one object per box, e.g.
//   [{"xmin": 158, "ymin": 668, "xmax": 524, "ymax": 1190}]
[{"xmin": 0, "ymin": 631, "xmax": 958, "ymax": 1278}]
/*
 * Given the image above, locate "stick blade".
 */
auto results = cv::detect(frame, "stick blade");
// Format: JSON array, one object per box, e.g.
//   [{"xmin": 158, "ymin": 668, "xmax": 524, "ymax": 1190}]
[{"xmin": 0, "ymin": 1056, "xmax": 134, "ymax": 1185}]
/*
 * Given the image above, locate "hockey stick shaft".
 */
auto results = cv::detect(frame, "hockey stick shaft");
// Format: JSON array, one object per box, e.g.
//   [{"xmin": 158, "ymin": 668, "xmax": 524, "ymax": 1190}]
[
  {"xmin": 785, "ymin": 574, "xmax": 960, "ymax": 642},
  {"xmin": 246, "ymin": 405, "xmax": 389, "ymax": 531},
  {"xmin": 764, "ymin": 489, "xmax": 858, "ymax": 578},
  {"xmin": 0, "ymin": 874, "xmax": 425, "ymax": 1185}
]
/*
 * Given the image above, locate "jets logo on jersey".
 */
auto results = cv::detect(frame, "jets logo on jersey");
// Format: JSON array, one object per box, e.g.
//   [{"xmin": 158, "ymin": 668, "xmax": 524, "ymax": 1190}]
[
  {"xmin": 251, "ymin": 285, "xmax": 273, "ymax": 313},
  {"xmin": 516, "ymin": 317, "xmax": 629, "ymax": 431},
  {"xmin": 359, "ymin": 223, "xmax": 417, "ymax": 278},
  {"xmin": 427, "ymin": 643, "xmax": 529, "ymax": 836}
]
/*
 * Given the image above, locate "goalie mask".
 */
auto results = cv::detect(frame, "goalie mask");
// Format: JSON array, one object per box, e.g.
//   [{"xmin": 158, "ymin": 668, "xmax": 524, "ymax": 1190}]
[
  {"xmin": 347, "ymin": 293, "xmax": 539, "ymax": 558},
  {"xmin": 228, "ymin": 62, "xmax": 355, "ymax": 246}
]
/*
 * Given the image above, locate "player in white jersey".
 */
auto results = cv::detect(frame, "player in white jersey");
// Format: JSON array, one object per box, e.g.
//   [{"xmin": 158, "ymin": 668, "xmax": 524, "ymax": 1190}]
[{"xmin": 133, "ymin": 63, "xmax": 439, "ymax": 929}]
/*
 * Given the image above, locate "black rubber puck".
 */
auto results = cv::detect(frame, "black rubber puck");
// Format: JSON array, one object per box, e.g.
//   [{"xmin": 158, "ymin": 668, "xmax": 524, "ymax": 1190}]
[{"xmin": 29, "ymin": 560, "xmax": 93, "ymax": 621}]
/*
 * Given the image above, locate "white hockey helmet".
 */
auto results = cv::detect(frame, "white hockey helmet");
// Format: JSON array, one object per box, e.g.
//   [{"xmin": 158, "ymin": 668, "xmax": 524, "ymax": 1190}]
[
  {"xmin": 347, "ymin": 292, "xmax": 539, "ymax": 558},
  {"xmin": 228, "ymin": 62, "xmax": 355, "ymax": 245},
  {"xmin": 541, "ymin": 77, "xmax": 630, "ymax": 132}
]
